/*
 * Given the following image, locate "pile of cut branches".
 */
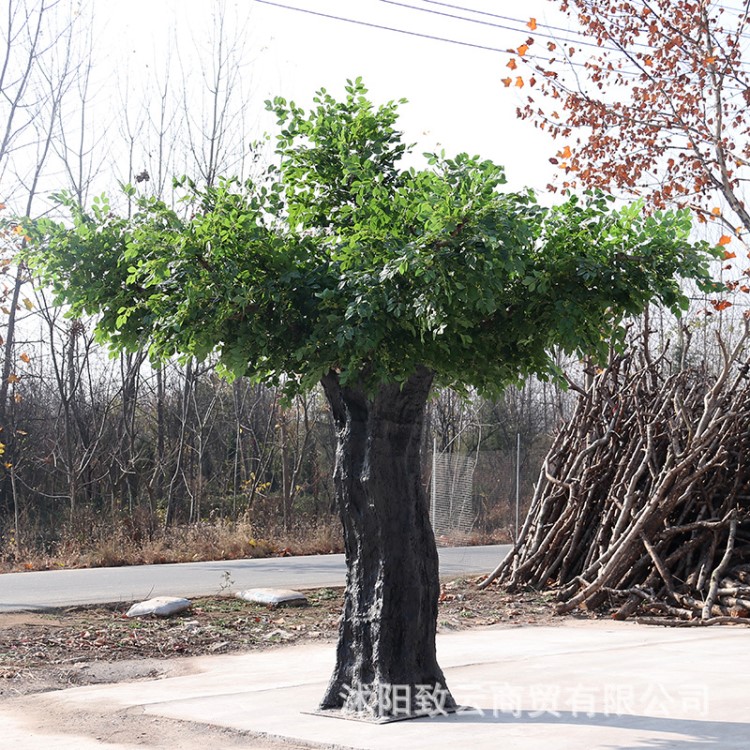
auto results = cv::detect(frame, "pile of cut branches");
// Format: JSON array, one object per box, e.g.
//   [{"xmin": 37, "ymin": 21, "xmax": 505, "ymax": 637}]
[{"xmin": 482, "ymin": 328, "xmax": 750, "ymax": 625}]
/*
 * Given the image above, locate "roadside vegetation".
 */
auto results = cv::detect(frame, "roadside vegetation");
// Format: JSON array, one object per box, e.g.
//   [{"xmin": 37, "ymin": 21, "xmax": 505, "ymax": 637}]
[{"xmin": 0, "ymin": 2, "xmax": 559, "ymax": 572}]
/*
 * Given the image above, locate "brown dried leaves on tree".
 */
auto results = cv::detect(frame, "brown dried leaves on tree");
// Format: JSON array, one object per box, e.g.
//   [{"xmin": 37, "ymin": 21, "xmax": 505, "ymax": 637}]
[{"xmin": 515, "ymin": 1, "xmax": 750, "ymax": 233}]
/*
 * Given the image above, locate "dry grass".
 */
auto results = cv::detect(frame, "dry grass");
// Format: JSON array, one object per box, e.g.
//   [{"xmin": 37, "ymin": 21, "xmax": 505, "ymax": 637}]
[
  {"xmin": 435, "ymin": 528, "xmax": 510, "ymax": 548},
  {"xmin": 1, "ymin": 513, "xmax": 344, "ymax": 573},
  {"xmin": 2, "ymin": 502, "xmax": 507, "ymax": 573}
]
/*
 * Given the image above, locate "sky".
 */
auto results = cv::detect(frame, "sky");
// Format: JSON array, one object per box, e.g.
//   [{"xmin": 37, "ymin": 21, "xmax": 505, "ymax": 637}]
[{"xmin": 100, "ymin": 0, "xmax": 574, "ymax": 193}]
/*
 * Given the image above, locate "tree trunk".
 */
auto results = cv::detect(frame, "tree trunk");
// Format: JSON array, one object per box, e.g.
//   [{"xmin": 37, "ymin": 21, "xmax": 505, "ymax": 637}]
[
  {"xmin": 319, "ymin": 366, "xmax": 456, "ymax": 721},
  {"xmin": 165, "ymin": 359, "xmax": 194, "ymax": 528}
]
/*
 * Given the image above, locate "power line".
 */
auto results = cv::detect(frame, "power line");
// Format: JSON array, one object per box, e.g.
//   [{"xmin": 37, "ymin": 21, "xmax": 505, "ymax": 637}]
[
  {"xmin": 254, "ymin": 0, "xmax": 750, "ymax": 79},
  {"xmin": 253, "ymin": 0, "xmax": 509, "ymax": 53},
  {"xmin": 417, "ymin": 0, "xmax": 750, "ymax": 53},
  {"xmin": 380, "ymin": 0, "xmax": 622, "ymax": 53},
  {"xmin": 388, "ymin": 0, "xmax": 750, "ymax": 79},
  {"xmin": 423, "ymin": 0, "xmax": 748, "ymax": 25},
  {"xmin": 253, "ymin": 0, "xmax": 647, "ymax": 76},
  {"xmin": 392, "ymin": 0, "xmax": 642, "ymax": 51},
  {"xmin": 252, "ymin": 0, "xmax": 609, "ymax": 78}
]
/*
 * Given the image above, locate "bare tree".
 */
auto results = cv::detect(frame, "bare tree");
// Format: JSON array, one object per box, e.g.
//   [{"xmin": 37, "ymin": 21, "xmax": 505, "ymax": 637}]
[
  {"xmin": 178, "ymin": 0, "xmax": 255, "ymax": 187},
  {"xmin": 0, "ymin": 0, "xmax": 92, "ymax": 531}
]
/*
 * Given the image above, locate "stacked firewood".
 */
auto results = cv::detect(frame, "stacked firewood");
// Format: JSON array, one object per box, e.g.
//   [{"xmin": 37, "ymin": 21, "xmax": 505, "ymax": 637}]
[{"xmin": 481, "ymin": 330, "xmax": 750, "ymax": 625}]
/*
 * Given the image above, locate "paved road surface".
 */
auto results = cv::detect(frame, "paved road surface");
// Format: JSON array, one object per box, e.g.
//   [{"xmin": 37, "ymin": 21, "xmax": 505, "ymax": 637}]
[{"xmin": 0, "ymin": 544, "xmax": 509, "ymax": 612}]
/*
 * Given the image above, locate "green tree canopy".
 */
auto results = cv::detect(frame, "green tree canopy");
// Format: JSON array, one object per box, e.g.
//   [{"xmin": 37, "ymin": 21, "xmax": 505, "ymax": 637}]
[
  {"xmin": 20, "ymin": 78, "xmax": 722, "ymax": 721},
  {"xmin": 25, "ymin": 79, "xmax": 715, "ymax": 396}
]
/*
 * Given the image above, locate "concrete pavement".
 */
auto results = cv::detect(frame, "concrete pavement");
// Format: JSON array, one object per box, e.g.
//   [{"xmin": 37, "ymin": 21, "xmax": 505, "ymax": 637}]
[{"xmin": 3, "ymin": 620, "xmax": 749, "ymax": 749}]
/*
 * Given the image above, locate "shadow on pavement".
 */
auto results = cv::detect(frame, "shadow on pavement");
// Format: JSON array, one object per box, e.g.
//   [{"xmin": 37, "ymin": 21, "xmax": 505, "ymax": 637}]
[{"xmin": 436, "ymin": 709, "xmax": 750, "ymax": 748}]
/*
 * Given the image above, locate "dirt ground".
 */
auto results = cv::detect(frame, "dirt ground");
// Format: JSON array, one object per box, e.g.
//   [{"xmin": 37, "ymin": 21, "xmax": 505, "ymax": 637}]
[
  {"xmin": 0, "ymin": 577, "xmax": 586, "ymax": 698},
  {"xmin": 0, "ymin": 578, "xmax": 590, "ymax": 749}
]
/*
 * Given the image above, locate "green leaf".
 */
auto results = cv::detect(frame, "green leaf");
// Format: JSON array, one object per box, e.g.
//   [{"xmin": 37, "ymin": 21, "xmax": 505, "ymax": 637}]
[{"xmin": 19, "ymin": 84, "xmax": 717, "ymax": 398}]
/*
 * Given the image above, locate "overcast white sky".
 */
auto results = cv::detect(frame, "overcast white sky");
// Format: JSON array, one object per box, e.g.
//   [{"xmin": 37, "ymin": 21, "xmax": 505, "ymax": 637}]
[{"xmin": 101, "ymin": 0, "xmax": 574, "ymax": 192}]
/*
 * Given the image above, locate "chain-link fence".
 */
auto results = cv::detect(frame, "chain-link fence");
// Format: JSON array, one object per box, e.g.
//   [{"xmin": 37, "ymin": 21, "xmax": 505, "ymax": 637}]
[{"xmin": 428, "ymin": 438, "xmax": 551, "ymax": 544}]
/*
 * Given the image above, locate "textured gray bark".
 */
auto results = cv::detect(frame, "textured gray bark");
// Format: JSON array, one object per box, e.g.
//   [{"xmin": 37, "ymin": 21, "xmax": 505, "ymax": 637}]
[{"xmin": 319, "ymin": 366, "xmax": 456, "ymax": 720}]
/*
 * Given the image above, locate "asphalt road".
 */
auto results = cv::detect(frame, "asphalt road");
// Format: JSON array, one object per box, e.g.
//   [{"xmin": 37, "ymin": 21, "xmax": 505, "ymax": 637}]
[{"xmin": 0, "ymin": 544, "xmax": 509, "ymax": 613}]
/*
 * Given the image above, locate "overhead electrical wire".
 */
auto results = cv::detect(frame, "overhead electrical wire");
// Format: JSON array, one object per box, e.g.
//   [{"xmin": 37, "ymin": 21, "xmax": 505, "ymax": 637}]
[
  {"xmin": 254, "ymin": 0, "xmax": 750, "ymax": 76},
  {"xmin": 379, "ymin": 0, "xmax": 646, "ymax": 52},
  {"xmin": 253, "ymin": 0, "xmax": 510, "ymax": 53},
  {"xmin": 256, "ymin": 0, "xmax": 625, "ymax": 56},
  {"xmin": 422, "ymin": 0, "xmax": 748, "ymax": 26},
  {"xmin": 388, "ymin": 0, "xmax": 750, "ymax": 52},
  {"xmin": 421, "ymin": 0, "xmax": 578, "ymax": 31},
  {"xmin": 253, "ymin": 0, "xmax": 642, "ymax": 78}
]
